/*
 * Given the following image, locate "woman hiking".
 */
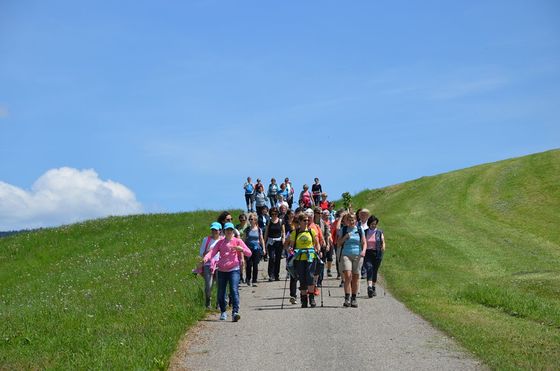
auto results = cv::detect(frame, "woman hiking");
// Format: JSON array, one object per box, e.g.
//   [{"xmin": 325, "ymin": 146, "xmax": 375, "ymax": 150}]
[
  {"xmin": 337, "ymin": 213, "xmax": 367, "ymax": 308},
  {"xmin": 288, "ymin": 213, "xmax": 320, "ymax": 308},
  {"xmin": 264, "ymin": 207, "xmax": 285, "ymax": 282},
  {"xmin": 244, "ymin": 212, "xmax": 266, "ymax": 287},
  {"xmin": 204, "ymin": 222, "xmax": 252, "ymax": 322},
  {"xmin": 197, "ymin": 222, "xmax": 224, "ymax": 309},
  {"xmin": 243, "ymin": 177, "xmax": 255, "ymax": 212},
  {"xmin": 364, "ymin": 215, "xmax": 386, "ymax": 297}
]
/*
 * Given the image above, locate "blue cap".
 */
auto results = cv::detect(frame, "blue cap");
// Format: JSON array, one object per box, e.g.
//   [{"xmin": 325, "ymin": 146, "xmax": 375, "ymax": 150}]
[
  {"xmin": 224, "ymin": 222, "xmax": 235, "ymax": 230},
  {"xmin": 210, "ymin": 222, "xmax": 222, "ymax": 230}
]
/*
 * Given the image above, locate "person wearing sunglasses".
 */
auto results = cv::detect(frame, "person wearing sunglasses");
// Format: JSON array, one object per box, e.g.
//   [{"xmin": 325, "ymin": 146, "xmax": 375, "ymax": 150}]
[
  {"xmin": 204, "ymin": 222, "xmax": 252, "ymax": 322},
  {"xmin": 288, "ymin": 213, "xmax": 320, "ymax": 308},
  {"xmin": 264, "ymin": 207, "xmax": 286, "ymax": 282},
  {"xmin": 243, "ymin": 212, "xmax": 265, "ymax": 287}
]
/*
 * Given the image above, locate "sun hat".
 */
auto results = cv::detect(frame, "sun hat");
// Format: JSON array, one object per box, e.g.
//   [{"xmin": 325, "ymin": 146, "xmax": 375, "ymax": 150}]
[
  {"xmin": 224, "ymin": 222, "xmax": 235, "ymax": 230},
  {"xmin": 210, "ymin": 222, "xmax": 222, "ymax": 230}
]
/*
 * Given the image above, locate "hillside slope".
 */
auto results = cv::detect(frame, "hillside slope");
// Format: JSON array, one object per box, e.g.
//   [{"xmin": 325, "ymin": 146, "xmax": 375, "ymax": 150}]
[{"xmin": 353, "ymin": 149, "xmax": 560, "ymax": 369}]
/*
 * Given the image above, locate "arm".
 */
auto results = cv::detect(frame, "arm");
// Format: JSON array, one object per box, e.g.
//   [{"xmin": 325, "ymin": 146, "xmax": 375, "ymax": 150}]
[
  {"xmin": 234, "ymin": 238, "xmax": 252, "ymax": 257},
  {"xmin": 259, "ymin": 229, "xmax": 266, "ymax": 255},
  {"xmin": 381, "ymin": 232, "xmax": 386, "ymax": 252},
  {"xmin": 203, "ymin": 240, "xmax": 221, "ymax": 263},
  {"xmin": 360, "ymin": 235, "xmax": 367, "ymax": 257},
  {"xmin": 281, "ymin": 224, "xmax": 286, "ymax": 245}
]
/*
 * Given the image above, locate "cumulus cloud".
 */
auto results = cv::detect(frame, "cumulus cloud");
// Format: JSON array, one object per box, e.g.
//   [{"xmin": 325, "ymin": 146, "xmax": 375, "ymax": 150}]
[{"xmin": 0, "ymin": 167, "xmax": 143, "ymax": 231}]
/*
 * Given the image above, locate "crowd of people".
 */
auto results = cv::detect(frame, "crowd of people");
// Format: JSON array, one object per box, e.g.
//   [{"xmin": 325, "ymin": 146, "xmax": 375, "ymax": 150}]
[{"xmin": 194, "ymin": 177, "xmax": 386, "ymax": 322}]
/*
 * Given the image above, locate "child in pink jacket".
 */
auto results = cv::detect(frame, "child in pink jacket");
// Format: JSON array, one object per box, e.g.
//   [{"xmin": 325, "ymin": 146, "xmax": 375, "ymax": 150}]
[{"xmin": 204, "ymin": 222, "xmax": 252, "ymax": 322}]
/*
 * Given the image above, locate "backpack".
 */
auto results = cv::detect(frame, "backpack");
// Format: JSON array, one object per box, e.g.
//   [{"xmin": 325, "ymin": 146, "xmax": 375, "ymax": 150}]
[
  {"xmin": 340, "ymin": 225, "xmax": 364, "ymax": 254},
  {"xmin": 245, "ymin": 183, "xmax": 254, "ymax": 194}
]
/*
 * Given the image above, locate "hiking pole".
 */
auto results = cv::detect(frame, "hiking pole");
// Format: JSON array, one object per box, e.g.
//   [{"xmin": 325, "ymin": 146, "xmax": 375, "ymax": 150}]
[{"xmin": 281, "ymin": 273, "xmax": 289, "ymax": 309}]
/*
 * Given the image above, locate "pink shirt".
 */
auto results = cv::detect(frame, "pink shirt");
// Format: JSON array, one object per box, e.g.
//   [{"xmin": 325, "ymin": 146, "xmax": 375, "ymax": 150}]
[
  {"xmin": 366, "ymin": 228, "xmax": 381, "ymax": 250},
  {"xmin": 204, "ymin": 237, "xmax": 252, "ymax": 272}
]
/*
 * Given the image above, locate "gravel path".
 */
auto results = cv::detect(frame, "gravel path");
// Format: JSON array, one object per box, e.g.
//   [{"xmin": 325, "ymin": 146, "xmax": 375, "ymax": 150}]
[{"xmin": 170, "ymin": 265, "xmax": 485, "ymax": 371}]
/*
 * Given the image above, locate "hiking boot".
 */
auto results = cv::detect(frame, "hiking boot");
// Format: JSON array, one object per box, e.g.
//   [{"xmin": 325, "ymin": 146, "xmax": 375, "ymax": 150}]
[
  {"xmin": 300, "ymin": 295, "xmax": 308, "ymax": 308},
  {"xmin": 219, "ymin": 312, "xmax": 227, "ymax": 321},
  {"xmin": 351, "ymin": 297, "xmax": 358, "ymax": 308},
  {"xmin": 289, "ymin": 296, "xmax": 297, "ymax": 305},
  {"xmin": 367, "ymin": 286, "xmax": 374, "ymax": 298},
  {"xmin": 343, "ymin": 298, "xmax": 351, "ymax": 307},
  {"xmin": 372, "ymin": 286, "xmax": 377, "ymax": 297},
  {"xmin": 232, "ymin": 312, "xmax": 241, "ymax": 322},
  {"xmin": 309, "ymin": 294, "xmax": 316, "ymax": 308}
]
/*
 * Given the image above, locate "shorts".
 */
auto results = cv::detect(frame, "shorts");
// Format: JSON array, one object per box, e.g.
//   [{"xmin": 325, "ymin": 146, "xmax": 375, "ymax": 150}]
[{"xmin": 340, "ymin": 255, "xmax": 363, "ymax": 275}]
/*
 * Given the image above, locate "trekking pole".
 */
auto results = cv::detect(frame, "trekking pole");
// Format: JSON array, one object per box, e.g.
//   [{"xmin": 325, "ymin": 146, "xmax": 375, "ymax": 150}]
[{"xmin": 281, "ymin": 273, "xmax": 289, "ymax": 309}]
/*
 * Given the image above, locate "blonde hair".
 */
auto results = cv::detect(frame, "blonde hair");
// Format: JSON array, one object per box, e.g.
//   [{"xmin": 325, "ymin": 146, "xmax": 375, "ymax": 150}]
[{"xmin": 247, "ymin": 212, "xmax": 258, "ymax": 221}]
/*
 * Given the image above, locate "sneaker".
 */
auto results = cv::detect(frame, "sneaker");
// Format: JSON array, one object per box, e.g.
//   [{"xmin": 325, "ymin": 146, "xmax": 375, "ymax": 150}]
[
  {"xmin": 327, "ymin": 270, "xmax": 332, "ymax": 277},
  {"xmin": 351, "ymin": 298, "xmax": 358, "ymax": 308},
  {"xmin": 343, "ymin": 299, "xmax": 351, "ymax": 307},
  {"xmin": 232, "ymin": 312, "xmax": 241, "ymax": 322},
  {"xmin": 289, "ymin": 296, "xmax": 297, "ymax": 305},
  {"xmin": 339, "ymin": 281, "xmax": 344, "ymax": 288},
  {"xmin": 300, "ymin": 295, "xmax": 308, "ymax": 308},
  {"xmin": 252, "ymin": 282, "xmax": 258, "ymax": 287},
  {"xmin": 309, "ymin": 295, "xmax": 316, "ymax": 308},
  {"xmin": 247, "ymin": 281, "xmax": 251, "ymax": 287},
  {"xmin": 219, "ymin": 312, "xmax": 227, "ymax": 321},
  {"xmin": 372, "ymin": 286, "xmax": 377, "ymax": 297},
  {"xmin": 368, "ymin": 286, "xmax": 374, "ymax": 298},
  {"xmin": 268, "ymin": 278, "xmax": 274, "ymax": 282}
]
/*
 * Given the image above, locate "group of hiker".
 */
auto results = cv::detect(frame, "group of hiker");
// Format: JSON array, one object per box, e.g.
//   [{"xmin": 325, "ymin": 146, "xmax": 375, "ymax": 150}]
[{"xmin": 194, "ymin": 177, "xmax": 386, "ymax": 322}]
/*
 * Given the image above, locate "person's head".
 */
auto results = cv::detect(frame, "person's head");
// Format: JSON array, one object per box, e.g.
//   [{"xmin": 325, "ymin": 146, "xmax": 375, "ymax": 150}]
[
  {"xmin": 329, "ymin": 201, "xmax": 335, "ymax": 211},
  {"xmin": 271, "ymin": 178, "xmax": 276, "ymax": 184},
  {"xmin": 359, "ymin": 208, "xmax": 370, "ymax": 222},
  {"xmin": 286, "ymin": 209, "xmax": 294, "ymax": 221},
  {"xmin": 247, "ymin": 176, "xmax": 251, "ymax": 182},
  {"xmin": 217, "ymin": 211, "xmax": 232, "ymax": 226},
  {"xmin": 304, "ymin": 208, "xmax": 314, "ymax": 224},
  {"xmin": 210, "ymin": 222, "xmax": 222, "ymax": 237},
  {"xmin": 285, "ymin": 177, "xmax": 290, "ymax": 183},
  {"xmin": 257, "ymin": 184, "xmax": 264, "ymax": 192},
  {"xmin": 367, "ymin": 215, "xmax": 379, "ymax": 229},
  {"xmin": 313, "ymin": 207, "xmax": 322, "ymax": 222},
  {"xmin": 269, "ymin": 207, "xmax": 279, "ymax": 219},
  {"xmin": 279, "ymin": 204, "xmax": 288, "ymax": 215},
  {"xmin": 247, "ymin": 212, "xmax": 258, "ymax": 225},
  {"xmin": 355, "ymin": 208, "xmax": 362, "ymax": 220},
  {"xmin": 280, "ymin": 182, "xmax": 286, "ymax": 190},
  {"xmin": 277, "ymin": 194, "xmax": 284, "ymax": 202},
  {"xmin": 321, "ymin": 192, "xmax": 328, "ymax": 200},
  {"xmin": 238, "ymin": 213, "xmax": 247, "ymax": 224},
  {"xmin": 314, "ymin": 177, "xmax": 319, "ymax": 183},
  {"xmin": 298, "ymin": 199, "xmax": 305, "ymax": 208},
  {"xmin": 346, "ymin": 213, "xmax": 357, "ymax": 227},
  {"xmin": 262, "ymin": 206, "xmax": 269, "ymax": 215},
  {"xmin": 223, "ymin": 222, "xmax": 236, "ymax": 238},
  {"xmin": 321, "ymin": 209, "xmax": 330, "ymax": 222},
  {"xmin": 256, "ymin": 178, "xmax": 261, "ymax": 183},
  {"xmin": 302, "ymin": 184, "xmax": 309, "ymax": 190},
  {"xmin": 297, "ymin": 213, "xmax": 309, "ymax": 228},
  {"xmin": 340, "ymin": 211, "xmax": 350, "ymax": 226}
]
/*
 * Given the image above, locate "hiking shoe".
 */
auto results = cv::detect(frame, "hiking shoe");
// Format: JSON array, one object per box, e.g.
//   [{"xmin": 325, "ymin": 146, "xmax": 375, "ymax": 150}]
[
  {"xmin": 268, "ymin": 278, "xmax": 274, "ymax": 282},
  {"xmin": 232, "ymin": 312, "xmax": 241, "ymax": 322},
  {"xmin": 339, "ymin": 281, "xmax": 344, "ymax": 288},
  {"xmin": 252, "ymin": 282, "xmax": 258, "ymax": 287},
  {"xmin": 327, "ymin": 270, "xmax": 332, "ymax": 277},
  {"xmin": 309, "ymin": 294, "xmax": 316, "ymax": 308},
  {"xmin": 300, "ymin": 295, "xmax": 308, "ymax": 308},
  {"xmin": 351, "ymin": 298, "xmax": 358, "ymax": 308},
  {"xmin": 343, "ymin": 299, "xmax": 351, "ymax": 307},
  {"xmin": 247, "ymin": 281, "xmax": 251, "ymax": 287},
  {"xmin": 289, "ymin": 296, "xmax": 297, "ymax": 305},
  {"xmin": 368, "ymin": 286, "xmax": 374, "ymax": 298},
  {"xmin": 219, "ymin": 312, "xmax": 227, "ymax": 321},
  {"xmin": 372, "ymin": 286, "xmax": 377, "ymax": 297}
]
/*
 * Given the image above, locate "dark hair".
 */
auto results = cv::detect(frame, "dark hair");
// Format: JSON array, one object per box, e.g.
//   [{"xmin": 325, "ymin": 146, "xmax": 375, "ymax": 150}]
[
  {"xmin": 367, "ymin": 215, "xmax": 379, "ymax": 226},
  {"xmin": 217, "ymin": 211, "xmax": 231, "ymax": 226},
  {"xmin": 269, "ymin": 207, "xmax": 279, "ymax": 215},
  {"xmin": 355, "ymin": 208, "xmax": 362, "ymax": 219}
]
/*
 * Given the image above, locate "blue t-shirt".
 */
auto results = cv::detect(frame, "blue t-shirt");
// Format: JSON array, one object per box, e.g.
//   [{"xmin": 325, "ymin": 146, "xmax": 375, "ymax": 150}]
[{"xmin": 340, "ymin": 227, "xmax": 362, "ymax": 256}]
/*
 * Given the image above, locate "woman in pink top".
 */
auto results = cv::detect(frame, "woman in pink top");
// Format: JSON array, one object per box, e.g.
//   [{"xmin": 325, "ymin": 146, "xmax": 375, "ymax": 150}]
[
  {"xmin": 204, "ymin": 222, "xmax": 252, "ymax": 322},
  {"xmin": 364, "ymin": 215, "xmax": 386, "ymax": 298}
]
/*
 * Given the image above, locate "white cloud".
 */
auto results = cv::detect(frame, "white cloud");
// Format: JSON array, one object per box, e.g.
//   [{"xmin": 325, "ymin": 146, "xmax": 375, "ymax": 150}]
[{"xmin": 0, "ymin": 167, "xmax": 143, "ymax": 231}]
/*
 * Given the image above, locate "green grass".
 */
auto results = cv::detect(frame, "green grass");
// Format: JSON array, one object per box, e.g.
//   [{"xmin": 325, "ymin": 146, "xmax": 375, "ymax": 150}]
[
  {"xmin": 352, "ymin": 149, "xmax": 560, "ymax": 370},
  {"xmin": 0, "ymin": 211, "xmax": 228, "ymax": 370},
  {"xmin": 2, "ymin": 149, "xmax": 559, "ymax": 370}
]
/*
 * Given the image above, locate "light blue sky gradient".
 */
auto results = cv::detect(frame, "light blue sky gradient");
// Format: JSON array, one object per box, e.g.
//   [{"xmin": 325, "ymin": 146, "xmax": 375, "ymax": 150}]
[{"xmin": 1, "ymin": 1, "xmax": 559, "ymax": 229}]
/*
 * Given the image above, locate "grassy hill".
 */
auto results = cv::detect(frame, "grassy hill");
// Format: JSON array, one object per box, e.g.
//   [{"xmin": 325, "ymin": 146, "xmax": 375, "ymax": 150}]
[
  {"xmin": 352, "ymin": 148, "xmax": 560, "ymax": 370},
  {"xmin": 1, "ymin": 149, "xmax": 558, "ymax": 369}
]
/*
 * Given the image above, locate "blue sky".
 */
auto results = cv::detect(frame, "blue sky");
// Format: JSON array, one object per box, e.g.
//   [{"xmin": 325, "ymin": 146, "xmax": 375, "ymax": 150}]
[{"xmin": 1, "ymin": 1, "xmax": 559, "ymax": 230}]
